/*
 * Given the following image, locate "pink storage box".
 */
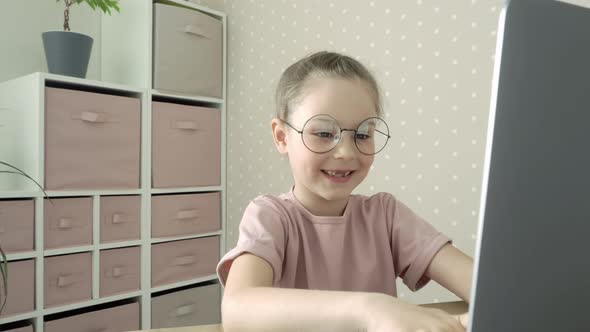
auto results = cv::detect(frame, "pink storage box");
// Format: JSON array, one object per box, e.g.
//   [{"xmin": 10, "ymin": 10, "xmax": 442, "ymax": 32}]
[
  {"xmin": 99, "ymin": 246, "xmax": 140, "ymax": 297},
  {"xmin": 0, "ymin": 259, "xmax": 35, "ymax": 317},
  {"xmin": 152, "ymin": 101, "xmax": 221, "ymax": 188},
  {"xmin": 100, "ymin": 195, "xmax": 141, "ymax": 243},
  {"xmin": 44, "ymin": 197, "xmax": 92, "ymax": 249},
  {"xmin": 0, "ymin": 199, "xmax": 34, "ymax": 253},
  {"xmin": 44, "ymin": 301, "xmax": 139, "ymax": 332},
  {"xmin": 44, "ymin": 252, "xmax": 92, "ymax": 308},
  {"xmin": 45, "ymin": 87, "xmax": 141, "ymax": 190},
  {"xmin": 151, "ymin": 192, "xmax": 221, "ymax": 238},
  {"xmin": 151, "ymin": 283, "xmax": 221, "ymax": 328},
  {"xmin": 151, "ymin": 236, "xmax": 219, "ymax": 287}
]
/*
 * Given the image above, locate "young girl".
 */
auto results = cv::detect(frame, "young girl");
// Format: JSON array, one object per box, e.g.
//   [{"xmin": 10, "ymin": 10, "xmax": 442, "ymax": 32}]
[{"xmin": 217, "ymin": 51, "xmax": 474, "ymax": 332}]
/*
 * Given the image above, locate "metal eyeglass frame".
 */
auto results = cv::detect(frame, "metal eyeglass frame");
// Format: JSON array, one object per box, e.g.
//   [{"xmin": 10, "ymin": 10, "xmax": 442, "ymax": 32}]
[{"xmin": 281, "ymin": 114, "xmax": 391, "ymax": 155}]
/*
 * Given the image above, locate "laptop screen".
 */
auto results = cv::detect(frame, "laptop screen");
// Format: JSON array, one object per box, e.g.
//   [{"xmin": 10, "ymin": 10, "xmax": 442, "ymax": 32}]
[{"xmin": 468, "ymin": 0, "xmax": 590, "ymax": 331}]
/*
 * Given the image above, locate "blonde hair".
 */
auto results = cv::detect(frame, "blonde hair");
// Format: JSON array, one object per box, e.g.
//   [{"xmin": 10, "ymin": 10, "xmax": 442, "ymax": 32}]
[{"xmin": 275, "ymin": 51, "xmax": 382, "ymax": 121}]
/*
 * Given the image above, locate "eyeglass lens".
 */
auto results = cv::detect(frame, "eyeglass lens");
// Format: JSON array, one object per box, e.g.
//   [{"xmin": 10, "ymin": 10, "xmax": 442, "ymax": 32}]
[{"xmin": 301, "ymin": 115, "xmax": 389, "ymax": 154}]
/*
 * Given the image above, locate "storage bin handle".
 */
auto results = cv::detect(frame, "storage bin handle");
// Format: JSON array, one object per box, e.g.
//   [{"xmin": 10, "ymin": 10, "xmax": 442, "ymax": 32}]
[
  {"xmin": 175, "ymin": 209, "xmax": 200, "ymax": 220},
  {"xmin": 174, "ymin": 255, "xmax": 198, "ymax": 266},
  {"xmin": 112, "ymin": 213, "xmax": 134, "ymax": 224},
  {"xmin": 173, "ymin": 120, "xmax": 199, "ymax": 131},
  {"xmin": 57, "ymin": 217, "xmax": 74, "ymax": 229},
  {"xmin": 73, "ymin": 111, "xmax": 111, "ymax": 123},
  {"xmin": 184, "ymin": 24, "xmax": 209, "ymax": 38},
  {"xmin": 174, "ymin": 303, "xmax": 196, "ymax": 317},
  {"xmin": 110, "ymin": 266, "xmax": 126, "ymax": 278},
  {"xmin": 57, "ymin": 274, "xmax": 75, "ymax": 287}
]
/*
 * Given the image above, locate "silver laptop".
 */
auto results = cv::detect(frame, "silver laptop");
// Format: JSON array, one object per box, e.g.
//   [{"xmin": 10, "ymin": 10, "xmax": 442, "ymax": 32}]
[{"xmin": 468, "ymin": 0, "xmax": 590, "ymax": 331}]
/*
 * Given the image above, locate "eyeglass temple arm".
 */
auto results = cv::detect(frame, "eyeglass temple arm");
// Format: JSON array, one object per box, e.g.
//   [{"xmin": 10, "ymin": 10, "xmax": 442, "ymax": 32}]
[{"xmin": 281, "ymin": 119, "xmax": 304, "ymax": 134}]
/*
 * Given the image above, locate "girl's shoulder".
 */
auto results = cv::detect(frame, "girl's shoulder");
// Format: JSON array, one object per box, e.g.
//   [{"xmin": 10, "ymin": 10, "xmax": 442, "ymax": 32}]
[
  {"xmin": 351, "ymin": 191, "xmax": 397, "ymax": 209},
  {"xmin": 244, "ymin": 191, "xmax": 301, "ymax": 219}
]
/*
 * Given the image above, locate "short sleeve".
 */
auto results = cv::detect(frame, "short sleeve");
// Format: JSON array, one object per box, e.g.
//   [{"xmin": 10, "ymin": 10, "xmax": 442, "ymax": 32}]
[
  {"xmin": 216, "ymin": 196, "xmax": 287, "ymax": 287},
  {"xmin": 386, "ymin": 194, "xmax": 451, "ymax": 291}
]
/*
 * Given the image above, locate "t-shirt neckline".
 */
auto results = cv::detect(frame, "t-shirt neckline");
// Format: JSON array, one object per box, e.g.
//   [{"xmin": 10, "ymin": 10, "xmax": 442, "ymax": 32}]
[{"xmin": 286, "ymin": 186, "xmax": 351, "ymax": 224}]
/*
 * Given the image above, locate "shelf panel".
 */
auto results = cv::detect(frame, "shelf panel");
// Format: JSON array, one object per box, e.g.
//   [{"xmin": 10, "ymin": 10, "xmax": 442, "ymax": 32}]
[
  {"xmin": 41, "ymin": 291, "xmax": 143, "ymax": 316},
  {"xmin": 151, "ymin": 231, "xmax": 223, "ymax": 244},
  {"xmin": 44, "ymin": 246, "xmax": 94, "ymax": 257},
  {"xmin": 44, "ymin": 189, "xmax": 143, "ymax": 197},
  {"xmin": 0, "ymin": 311, "xmax": 37, "ymax": 325},
  {"xmin": 151, "ymin": 186, "xmax": 222, "ymax": 195},
  {"xmin": 150, "ymin": 274, "xmax": 218, "ymax": 294},
  {"xmin": 5, "ymin": 251, "xmax": 37, "ymax": 262},
  {"xmin": 151, "ymin": 89, "xmax": 224, "ymax": 105}
]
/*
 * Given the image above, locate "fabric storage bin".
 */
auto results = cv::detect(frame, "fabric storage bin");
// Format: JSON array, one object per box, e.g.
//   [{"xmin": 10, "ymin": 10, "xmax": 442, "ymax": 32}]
[
  {"xmin": 44, "ymin": 301, "xmax": 139, "ymax": 332},
  {"xmin": 44, "ymin": 197, "xmax": 92, "ymax": 249},
  {"xmin": 152, "ymin": 101, "xmax": 221, "ymax": 188},
  {"xmin": 100, "ymin": 195, "xmax": 141, "ymax": 243},
  {"xmin": 0, "ymin": 199, "xmax": 34, "ymax": 253},
  {"xmin": 151, "ymin": 283, "xmax": 221, "ymax": 328},
  {"xmin": 44, "ymin": 252, "xmax": 92, "ymax": 308},
  {"xmin": 99, "ymin": 246, "xmax": 140, "ymax": 297},
  {"xmin": 152, "ymin": 192, "xmax": 221, "ymax": 238},
  {"xmin": 45, "ymin": 87, "xmax": 141, "ymax": 190},
  {"xmin": 153, "ymin": 3, "xmax": 222, "ymax": 97},
  {"xmin": 151, "ymin": 236, "xmax": 219, "ymax": 287},
  {"xmin": 0, "ymin": 259, "xmax": 35, "ymax": 317}
]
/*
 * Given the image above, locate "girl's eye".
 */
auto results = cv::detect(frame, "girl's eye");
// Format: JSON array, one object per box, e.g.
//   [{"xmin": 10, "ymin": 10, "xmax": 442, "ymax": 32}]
[
  {"xmin": 315, "ymin": 132, "xmax": 334, "ymax": 138},
  {"xmin": 356, "ymin": 133, "xmax": 370, "ymax": 140}
]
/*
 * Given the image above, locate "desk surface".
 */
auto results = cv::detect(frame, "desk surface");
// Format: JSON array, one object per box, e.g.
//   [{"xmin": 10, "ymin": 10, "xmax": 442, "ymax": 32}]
[{"xmin": 138, "ymin": 301, "xmax": 468, "ymax": 332}]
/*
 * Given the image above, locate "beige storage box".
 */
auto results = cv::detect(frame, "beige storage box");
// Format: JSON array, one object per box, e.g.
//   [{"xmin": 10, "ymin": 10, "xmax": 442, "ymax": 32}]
[
  {"xmin": 152, "ymin": 101, "xmax": 221, "ymax": 188},
  {"xmin": 153, "ymin": 3, "xmax": 222, "ymax": 97},
  {"xmin": 151, "ymin": 192, "xmax": 221, "ymax": 238},
  {"xmin": 151, "ymin": 236, "xmax": 219, "ymax": 287},
  {"xmin": 0, "ymin": 259, "xmax": 35, "ymax": 317},
  {"xmin": 151, "ymin": 283, "xmax": 221, "ymax": 328},
  {"xmin": 99, "ymin": 246, "xmax": 141, "ymax": 297},
  {"xmin": 0, "ymin": 199, "xmax": 34, "ymax": 253},
  {"xmin": 45, "ymin": 87, "xmax": 141, "ymax": 190},
  {"xmin": 44, "ymin": 252, "xmax": 92, "ymax": 308},
  {"xmin": 44, "ymin": 301, "xmax": 139, "ymax": 332},
  {"xmin": 100, "ymin": 195, "xmax": 141, "ymax": 243},
  {"xmin": 44, "ymin": 197, "xmax": 92, "ymax": 249}
]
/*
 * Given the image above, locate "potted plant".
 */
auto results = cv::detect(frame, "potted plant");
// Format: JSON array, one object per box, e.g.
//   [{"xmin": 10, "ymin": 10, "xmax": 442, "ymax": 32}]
[
  {"xmin": 42, "ymin": 0, "xmax": 120, "ymax": 78},
  {"xmin": 0, "ymin": 161, "xmax": 49, "ymax": 316}
]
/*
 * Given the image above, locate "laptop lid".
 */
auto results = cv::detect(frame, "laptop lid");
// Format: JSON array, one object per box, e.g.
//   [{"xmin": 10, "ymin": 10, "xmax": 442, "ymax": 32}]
[{"xmin": 469, "ymin": 0, "xmax": 590, "ymax": 331}]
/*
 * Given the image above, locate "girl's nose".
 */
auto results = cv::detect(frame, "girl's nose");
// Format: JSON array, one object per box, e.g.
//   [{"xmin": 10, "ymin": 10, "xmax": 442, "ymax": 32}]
[{"xmin": 332, "ymin": 131, "xmax": 357, "ymax": 159}]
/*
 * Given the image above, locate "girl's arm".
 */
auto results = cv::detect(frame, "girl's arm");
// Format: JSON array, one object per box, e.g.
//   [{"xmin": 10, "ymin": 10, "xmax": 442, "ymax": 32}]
[
  {"xmin": 425, "ymin": 243, "xmax": 474, "ymax": 303},
  {"xmin": 222, "ymin": 253, "xmax": 467, "ymax": 332}
]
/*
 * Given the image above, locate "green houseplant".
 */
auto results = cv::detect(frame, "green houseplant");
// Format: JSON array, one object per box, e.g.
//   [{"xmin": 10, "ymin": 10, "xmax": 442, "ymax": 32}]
[
  {"xmin": 42, "ymin": 0, "xmax": 120, "ymax": 78},
  {"xmin": 0, "ymin": 161, "xmax": 49, "ymax": 316}
]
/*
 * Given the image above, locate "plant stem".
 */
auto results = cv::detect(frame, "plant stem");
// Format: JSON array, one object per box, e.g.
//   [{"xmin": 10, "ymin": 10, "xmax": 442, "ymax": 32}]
[{"xmin": 64, "ymin": 0, "xmax": 74, "ymax": 31}]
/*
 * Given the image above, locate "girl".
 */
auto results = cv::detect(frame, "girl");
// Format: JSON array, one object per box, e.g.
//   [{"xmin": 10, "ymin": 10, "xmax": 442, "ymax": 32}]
[{"xmin": 217, "ymin": 51, "xmax": 474, "ymax": 332}]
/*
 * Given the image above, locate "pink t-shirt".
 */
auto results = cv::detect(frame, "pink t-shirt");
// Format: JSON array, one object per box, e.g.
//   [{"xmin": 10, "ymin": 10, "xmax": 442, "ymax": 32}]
[{"xmin": 217, "ymin": 189, "xmax": 450, "ymax": 296}]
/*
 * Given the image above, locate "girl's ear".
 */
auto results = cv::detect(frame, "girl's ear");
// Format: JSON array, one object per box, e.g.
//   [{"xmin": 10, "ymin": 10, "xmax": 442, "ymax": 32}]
[{"xmin": 271, "ymin": 118, "xmax": 289, "ymax": 154}]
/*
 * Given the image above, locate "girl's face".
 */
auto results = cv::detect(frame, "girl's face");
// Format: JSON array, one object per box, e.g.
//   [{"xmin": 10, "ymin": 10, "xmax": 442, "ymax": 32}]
[{"xmin": 272, "ymin": 77, "xmax": 378, "ymax": 215}]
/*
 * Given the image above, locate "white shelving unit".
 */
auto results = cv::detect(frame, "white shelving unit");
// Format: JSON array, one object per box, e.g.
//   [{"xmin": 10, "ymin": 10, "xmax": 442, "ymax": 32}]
[{"xmin": 0, "ymin": 1, "xmax": 227, "ymax": 330}]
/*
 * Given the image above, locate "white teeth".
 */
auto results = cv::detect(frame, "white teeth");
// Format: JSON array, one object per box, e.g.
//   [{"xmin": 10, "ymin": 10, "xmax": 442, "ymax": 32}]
[{"xmin": 325, "ymin": 171, "xmax": 352, "ymax": 177}]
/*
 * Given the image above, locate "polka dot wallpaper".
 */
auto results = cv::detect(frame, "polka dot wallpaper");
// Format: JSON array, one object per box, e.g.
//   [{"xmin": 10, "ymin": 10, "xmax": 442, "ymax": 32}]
[{"xmin": 190, "ymin": 0, "xmax": 590, "ymax": 303}]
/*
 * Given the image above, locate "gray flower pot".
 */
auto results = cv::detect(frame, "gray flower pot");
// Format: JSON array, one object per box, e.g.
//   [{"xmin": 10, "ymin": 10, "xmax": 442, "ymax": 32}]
[{"xmin": 42, "ymin": 31, "xmax": 93, "ymax": 78}]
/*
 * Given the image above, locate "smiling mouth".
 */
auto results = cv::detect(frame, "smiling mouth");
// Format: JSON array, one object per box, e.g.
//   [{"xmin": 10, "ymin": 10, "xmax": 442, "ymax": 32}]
[{"xmin": 321, "ymin": 170, "xmax": 354, "ymax": 177}]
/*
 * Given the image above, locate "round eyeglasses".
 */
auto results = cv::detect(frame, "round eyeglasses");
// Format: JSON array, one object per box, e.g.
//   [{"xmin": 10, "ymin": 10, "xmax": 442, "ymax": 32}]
[{"xmin": 282, "ymin": 114, "xmax": 391, "ymax": 155}]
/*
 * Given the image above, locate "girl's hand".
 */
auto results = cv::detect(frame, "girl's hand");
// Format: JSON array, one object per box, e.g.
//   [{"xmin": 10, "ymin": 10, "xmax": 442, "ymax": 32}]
[{"xmin": 363, "ymin": 293, "xmax": 467, "ymax": 332}]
